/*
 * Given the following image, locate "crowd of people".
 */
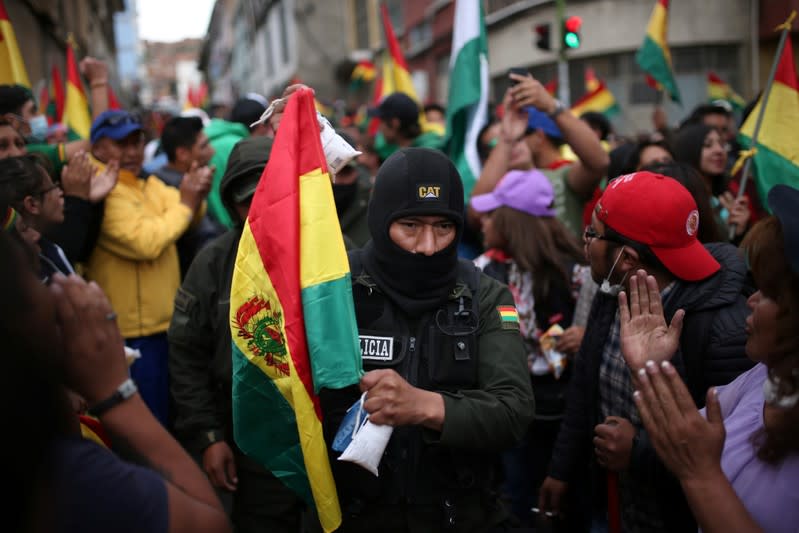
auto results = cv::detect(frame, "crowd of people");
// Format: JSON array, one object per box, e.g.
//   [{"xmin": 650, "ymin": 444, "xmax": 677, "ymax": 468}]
[{"xmin": 2, "ymin": 53, "xmax": 797, "ymax": 533}]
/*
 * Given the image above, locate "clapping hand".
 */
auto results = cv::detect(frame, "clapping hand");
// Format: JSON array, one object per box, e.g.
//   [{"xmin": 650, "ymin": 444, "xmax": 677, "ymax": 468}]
[
  {"xmin": 89, "ymin": 160, "xmax": 119, "ymax": 203},
  {"xmin": 618, "ymin": 269, "xmax": 684, "ymax": 373},
  {"xmin": 634, "ymin": 360, "xmax": 725, "ymax": 483}
]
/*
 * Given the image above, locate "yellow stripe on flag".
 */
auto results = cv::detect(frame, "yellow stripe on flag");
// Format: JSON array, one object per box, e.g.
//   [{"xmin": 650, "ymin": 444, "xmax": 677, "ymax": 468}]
[
  {"xmin": 299, "ymin": 168, "xmax": 350, "ymax": 288},
  {"xmin": 646, "ymin": 2, "xmax": 669, "ymax": 53},
  {"xmin": 0, "ymin": 17, "xmax": 30, "ymax": 87},
  {"xmin": 740, "ymin": 81, "xmax": 799, "ymax": 165}
]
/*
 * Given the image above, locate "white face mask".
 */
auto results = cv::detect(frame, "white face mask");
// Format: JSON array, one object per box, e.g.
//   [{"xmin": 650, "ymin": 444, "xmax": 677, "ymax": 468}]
[
  {"xmin": 599, "ymin": 248, "xmax": 630, "ymax": 296},
  {"xmin": 26, "ymin": 115, "xmax": 49, "ymax": 143}
]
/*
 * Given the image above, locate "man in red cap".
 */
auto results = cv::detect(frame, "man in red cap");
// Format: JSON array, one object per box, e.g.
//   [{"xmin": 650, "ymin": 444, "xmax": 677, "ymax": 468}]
[{"xmin": 538, "ymin": 171, "xmax": 753, "ymax": 532}]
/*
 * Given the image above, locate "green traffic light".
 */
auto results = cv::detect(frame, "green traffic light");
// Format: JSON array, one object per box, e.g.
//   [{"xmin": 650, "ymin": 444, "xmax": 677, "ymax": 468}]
[{"xmin": 565, "ymin": 32, "xmax": 580, "ymax": 48}]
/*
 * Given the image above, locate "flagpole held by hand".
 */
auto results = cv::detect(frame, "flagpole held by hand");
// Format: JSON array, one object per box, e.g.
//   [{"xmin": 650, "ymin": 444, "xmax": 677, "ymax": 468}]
[{"xmin": 730, "ymin": 10, "xmax": 797, "ymax": 240}]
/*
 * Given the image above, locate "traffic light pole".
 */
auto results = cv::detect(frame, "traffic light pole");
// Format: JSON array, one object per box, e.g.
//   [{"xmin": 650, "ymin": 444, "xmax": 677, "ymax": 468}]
[{"xmin": 555, "ymin": 0, "xmax": 570, "ymax": 106}]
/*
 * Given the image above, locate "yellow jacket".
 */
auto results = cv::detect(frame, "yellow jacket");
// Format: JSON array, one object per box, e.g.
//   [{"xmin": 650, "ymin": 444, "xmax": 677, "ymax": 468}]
[{"xmin": 85, "ymin": 166, "xmax": 195, "ymax": 338}]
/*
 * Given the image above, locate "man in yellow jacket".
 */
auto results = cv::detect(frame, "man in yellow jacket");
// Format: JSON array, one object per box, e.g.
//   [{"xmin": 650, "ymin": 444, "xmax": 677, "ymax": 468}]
[{"xmin": 86, "ymin": 110, "xmax": 211, "ymax": 426}]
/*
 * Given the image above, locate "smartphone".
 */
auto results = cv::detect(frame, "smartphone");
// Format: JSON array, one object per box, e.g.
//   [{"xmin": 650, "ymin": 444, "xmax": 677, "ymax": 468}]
[{"xmin": 508, "ymin": 67, "xmax": 530, "ymax": 85}]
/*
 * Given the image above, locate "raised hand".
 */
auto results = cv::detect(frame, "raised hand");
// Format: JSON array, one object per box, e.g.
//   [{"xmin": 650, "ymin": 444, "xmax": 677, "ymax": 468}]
[
  {"xmin": 719, "ymin": 192, "xmax": 751, "ymax": 237},
  {"xmin": 61, "ymin": 151, "xmax": 95, "ymax": 200},
  {"xmin": 508, "ymin": 72, "xmax": 557, "ymax": 114},
  {"xmin": 500, "ymin": 88, "xmax": 528, "ymax": 143},
  {"xmin": 79, "ymin": 56, "xmax": 109, "ymax": 85},
  {"xmin": 48, "ymin": 273, "xmax": 128, "ymax": 405},
  {"xmin": 89, "ymin": 159, "xmax": 119, "ymax": 203},
  {"xmin": 179, "ymin": 161, "xmax": 213, "ymax": 211},
  {"xmin": 618, "ymin": 269, "xmax": 684, "ymax": 373}
]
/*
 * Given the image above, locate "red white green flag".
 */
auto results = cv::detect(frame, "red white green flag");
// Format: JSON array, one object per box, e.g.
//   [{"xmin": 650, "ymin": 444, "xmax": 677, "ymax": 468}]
[{"xmin": 230, "ymin": 87, "xmax": 362, "ymax": 533}]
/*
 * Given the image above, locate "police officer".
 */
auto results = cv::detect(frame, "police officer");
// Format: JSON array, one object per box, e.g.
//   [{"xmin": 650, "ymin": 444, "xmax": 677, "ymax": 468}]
[{"xmin": 321, "ymin": 147, "xmax": 534, "ymax": 532}]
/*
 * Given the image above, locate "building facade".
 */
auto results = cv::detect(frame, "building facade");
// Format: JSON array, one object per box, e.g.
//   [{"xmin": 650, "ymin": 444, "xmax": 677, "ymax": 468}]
[{"xmin": 5, "ymin": 0, "xmax": 124, "ymax": 99}]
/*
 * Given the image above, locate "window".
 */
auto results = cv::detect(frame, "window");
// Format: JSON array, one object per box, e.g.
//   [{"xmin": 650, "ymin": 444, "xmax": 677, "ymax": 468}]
[{"xmin": 408, "ymin": 21, "xmax": 432, "ymax": 55}]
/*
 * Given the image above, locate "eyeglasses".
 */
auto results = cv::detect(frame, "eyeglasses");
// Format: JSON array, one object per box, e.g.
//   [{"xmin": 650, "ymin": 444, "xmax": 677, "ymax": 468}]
[{"xmin": 584, "ymin": 226, "xmax": 612, "ymax": 243}]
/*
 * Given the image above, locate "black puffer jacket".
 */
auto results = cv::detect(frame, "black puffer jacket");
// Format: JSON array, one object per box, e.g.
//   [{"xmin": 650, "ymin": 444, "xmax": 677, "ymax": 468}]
[{"xmin": 548, "ymin": 242, "xmax": 754, "ymax": 531}]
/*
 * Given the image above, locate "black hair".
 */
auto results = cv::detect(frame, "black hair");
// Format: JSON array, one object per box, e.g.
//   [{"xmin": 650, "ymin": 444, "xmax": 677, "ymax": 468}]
[
  {"xmin": 0, "ymin": 155, "xmax": 50, "ymax": 211},
  {"xmin": 641, "ymin": 161, "xmax": 723, "ymax": 243},
  {"xmin": 603, "ymin": 224, "xmax": 668, "ymax": 275},
  {"xmin": 230, "ymin": 97, "xmax": 266, "ymax": 131},
  {"xmin": 545, "ymin": 133, "xmax": 565, "ymax": 148},
  {"xmin": 580, "ymin": 111, "xmax": 612, "ymax": 140},
  {"xmin": 476, "ymin": 118, "xmax": 499, "ymax": 163},
  {"xmin": 160, "ymin": 116, "xmax": 204, "ymax": 162},
  {"xmin": 424, "ymin": 102, "xmax": 446, "ymax": 115},
  {"xmin": 0, "ymin": 84, "xmax": 34, "ymax": 116},
  {"xmin": 681, "ymin": 102, "xmax": 732, "ymax": 129},
  {"xmin": 674, "ymin": 123, "xmax": 728, "ymax": 196},
  {"xmin": 622, "ymin": 138, "xmax": 675, "ymax": 175}
]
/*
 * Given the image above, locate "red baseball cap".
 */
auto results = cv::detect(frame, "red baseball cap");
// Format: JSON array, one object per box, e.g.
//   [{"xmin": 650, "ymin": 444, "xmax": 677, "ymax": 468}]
[{"xmin": 596, "ymin": 171, "xmax": 720, "ymax": 281}]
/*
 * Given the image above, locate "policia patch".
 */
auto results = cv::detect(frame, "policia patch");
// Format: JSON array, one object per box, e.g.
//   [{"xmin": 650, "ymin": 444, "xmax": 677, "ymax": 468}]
[
  {"xmin": 360, "ymin": 335, "xmax": 394, "ymax": 361},
  {"xmin": 496, "ymin": 305, "xmax": 520, "ymax": 331}
]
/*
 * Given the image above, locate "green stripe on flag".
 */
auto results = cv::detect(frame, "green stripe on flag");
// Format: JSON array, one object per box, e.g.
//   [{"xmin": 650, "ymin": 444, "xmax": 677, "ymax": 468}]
[
  {"xmin": 738, "ymin": 135, "xmax": 799, "ymax": 212},
  {"xmin": 301, "ymin": 274, "xmax": 363, "ymax": 393},
  {"xmin": 636, "ymin": 36, "xmax": 681, "ymax": 103},
  {"xmin": 231, "ymin": 342, "xmax": 314, "ymax": 505}
]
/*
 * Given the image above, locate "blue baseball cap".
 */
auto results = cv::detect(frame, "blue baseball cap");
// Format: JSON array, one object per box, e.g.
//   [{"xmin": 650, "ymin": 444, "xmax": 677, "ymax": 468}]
[
  {"xmin": 90, "ymin": 110, "xmax": 143, "ymax": 144},
  {"xmin": 526, "ymin": 107, "xmax": 563, "ymax": 140}
]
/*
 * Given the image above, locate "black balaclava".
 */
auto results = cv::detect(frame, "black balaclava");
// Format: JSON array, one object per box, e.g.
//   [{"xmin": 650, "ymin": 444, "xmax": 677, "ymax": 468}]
[
  {"xmin": 361, "ymin": 147, "xmax": 464, "ymax": 316},
  {"xmin": 333, "ymin": 180, "xmax": 359, "ymax": 215}
]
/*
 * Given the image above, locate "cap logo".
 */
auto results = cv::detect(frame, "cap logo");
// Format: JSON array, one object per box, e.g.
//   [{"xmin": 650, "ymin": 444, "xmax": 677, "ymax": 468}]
[
  {"xmin": 609, "ymin": 173, "xmax": 636, "ymax": 189},
  {"xmin": 685, "ymin": 209, "xmax": 699, "ymax": 237},
  {"xmin": 418, "ymin": 185, "xmax": 441, "ymax": 200}
]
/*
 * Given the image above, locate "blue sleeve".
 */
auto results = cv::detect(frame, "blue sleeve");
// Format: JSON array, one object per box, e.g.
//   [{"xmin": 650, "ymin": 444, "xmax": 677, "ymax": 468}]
[{"xmin": 52, "ymin": 438, "xmax": 168, "ymax": 533}]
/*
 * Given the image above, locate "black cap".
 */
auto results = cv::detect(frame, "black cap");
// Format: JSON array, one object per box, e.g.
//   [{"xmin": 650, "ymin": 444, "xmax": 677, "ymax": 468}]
[
  {"xmin": 769, "ymin": 184, "xmax": 799, "ymax": 275},
  {"xmin": 368, "ymin": 147, "xmax": 464, "ymax": 240},
  {"xmin": 230, "ymin": 95, "xmax": 267, "ymax": 129},
  {"xmin": 368, "ymin": 92, "xmax": 419, "ymax": 128},
  {"xmin": 220, "ymin": 136, "xmax": 273, "ymax": 217}
]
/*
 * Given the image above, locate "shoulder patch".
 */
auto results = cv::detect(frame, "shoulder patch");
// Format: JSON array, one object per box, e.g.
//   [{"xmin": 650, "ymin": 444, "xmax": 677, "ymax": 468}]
[
  {"xmin": 496, "ymin": 305, "xmax": 520, "ymax": 330},
  {"xmin": 174, "ymin": 287, "xmax": 197, "ymax": 313}
]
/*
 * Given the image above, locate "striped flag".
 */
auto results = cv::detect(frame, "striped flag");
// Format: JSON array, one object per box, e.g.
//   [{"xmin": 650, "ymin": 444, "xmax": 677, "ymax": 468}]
[
  {"xmin": 707, "ymin": 71, "xmax": 745, "ymax": 110},
  {"xmin": 107, "ymin": 84, "xmax": 121, "ymax": 110},
  {"xmin": 738, "ymin": 34, "xmax": 799, "ymax": 209},
  {"xmin": 446, "ymin": 0, "xmax": 489, "ymax": 200},
  {"xmin": 230, "ymin": 87, "xmax": 362, "ymax": 533},
  {"xmin": 63, "ymin": 39, "xmax": 91, "ymax": 139},
  {"xmin": 0, "ymin": 0, "xmax": 29, "ymax": 87},
  {"xmin": 571, "ymin": 78, "xmax": 620, "ymax": 118},
  {"xmin": 585, "ymin": 67, "xmax": 601, "ymax": 93},
  {"xmin": 378, "ymin": 4, "xmax": 444, "ymax": 137},
  {"xmin": 636, "ymin": 0, "xmax": 681, "ymax": 103},
  {"xmin": 51, "ymin": 65, "xmax": 65, "ymax": 123}
]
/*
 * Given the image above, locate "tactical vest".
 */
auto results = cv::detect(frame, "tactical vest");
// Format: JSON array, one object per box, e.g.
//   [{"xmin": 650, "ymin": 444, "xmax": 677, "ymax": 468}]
[{"xmin": 319, "ymin": 251, "xmax": 503, "ymax": 524}]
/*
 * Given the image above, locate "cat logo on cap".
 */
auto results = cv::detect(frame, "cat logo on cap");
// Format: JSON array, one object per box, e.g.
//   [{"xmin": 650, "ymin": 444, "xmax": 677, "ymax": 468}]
[{"xmin": 418, "ymin": 185, "xmax": 441, "ymax": 200}]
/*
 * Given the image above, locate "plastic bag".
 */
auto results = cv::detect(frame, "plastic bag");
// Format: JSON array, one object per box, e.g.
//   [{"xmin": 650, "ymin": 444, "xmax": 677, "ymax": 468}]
[{"xmin": 332, "ymin": 393, "xmax": 393, "ymax": 476}]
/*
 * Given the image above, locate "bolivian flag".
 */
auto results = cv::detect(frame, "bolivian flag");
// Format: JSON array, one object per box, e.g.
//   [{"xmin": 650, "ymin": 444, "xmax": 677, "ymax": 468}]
[
  {"xmin": 0, "ymin": 0, "xmax": 30, "ymax": 87},
  {"xmin": 707, "ymin": 71, "xmax": 746, "ymax": 110},
  {"xmin": 738, "ymin": 34, "xmax": 799, "ymax": 209},
  {"xmin": 378, "ymin": 3, "xmax": 444, "ymax": 137},
  {"xmin": 230, "ymin": 87, "xmax": 362, "ymax": 533},
  {"xmin": 63, "ymin": 39, "xmax": 91, "ymax": 140},
  {"xmin": 571, "ymin": 79, "xmax": 620, "ymax": 118},
  {"xmin": 636, "ymin": 0, "xmax": 681, "ymax": 103}
]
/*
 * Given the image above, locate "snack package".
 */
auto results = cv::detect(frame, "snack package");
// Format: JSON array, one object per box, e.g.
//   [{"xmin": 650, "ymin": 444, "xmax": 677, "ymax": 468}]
[
  {"xmin": 539, "ymin": 324, "xmax": 568, "ymax": 379},
  {"xmin": 332, "ymin": 393, "xmax": 393, "ymax": 476},
  {"xmin": 250, "ymin": 98, "xmax": 361, "ymax": 176}
]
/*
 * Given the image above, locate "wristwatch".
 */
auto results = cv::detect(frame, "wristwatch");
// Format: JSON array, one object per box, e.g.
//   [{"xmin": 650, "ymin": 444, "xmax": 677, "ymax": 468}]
[
  {"xmin": 548, "ymin": 99, "xmax": 567, "ymax": 119},
  {"xmin": 88, "ymin": 378, "xmax": 138, "ymax": 417}
]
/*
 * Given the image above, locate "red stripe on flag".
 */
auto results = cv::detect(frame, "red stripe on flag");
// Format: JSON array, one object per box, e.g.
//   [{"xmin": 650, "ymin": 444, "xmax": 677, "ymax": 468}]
[
  {"xmin": 707, "ymin": 71, "xmax": 724, "ymax": 84},
  {"xmin": 775, "ymin": 35, "xmax": 799, "ymax": 90},
  {"xmin": 658, "ymin": 0, "xmax": 669, "ymax": 8},
  {"xmin": 52, "ymin": 65, "xmax": 64, "ymax": 122},
  {"xmin": 0, "ymin": 0, "xmax": 9, "ymax": 22},
  {"xmin": 248, "ymin": 88, "xmax": 328, "ymax": 419},
  {"xmin": 380, "ymin": 4, "xmax": 408, "ymax": 71},
  {"xmin": 66, "ymin": 44, "xmax": 85, "ymax": 97}
]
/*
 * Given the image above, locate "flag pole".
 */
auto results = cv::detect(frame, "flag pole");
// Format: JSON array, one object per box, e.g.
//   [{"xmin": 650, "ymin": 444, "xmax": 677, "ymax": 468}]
[{"xmin": 730, "ymin": 10, "xmax": 796, "ymax": 239}]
